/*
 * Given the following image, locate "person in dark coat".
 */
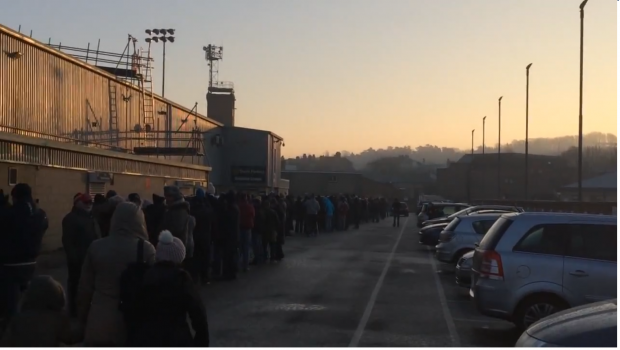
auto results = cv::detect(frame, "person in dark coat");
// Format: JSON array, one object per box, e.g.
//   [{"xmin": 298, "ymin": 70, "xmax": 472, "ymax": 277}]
[
  {"xmin": 128, "ymin": 231, "xmax": 209, "ymax": 347},
  {"xmin": 189, "ymin": 189, "xmax": 214, "ymax": 285},
  {"xmin": 285, "ymin": 195, "xmax": 294, "ymax": 236},
  {"xmin": 352, "ymin": 197, "xmax": 362, "ymax": 229},
  {"xmin": 159, "ymin": 186, "xmax": 193, "ymax": 256},
  {"xmin": 144, "ymin": 194, "xmax": 166, "ymax": 247},
  {"xmin": 218, "ymin": 191, "xmax": 239, "ymax": 281},
  {"xmin": 261, "ymin": 199, "xmax": 280, "ymax": 262},
  {"xmin": 250, "ymin": 197, "xmax": 266, "ymax": 265},
  {"xmin": 61, "ymin": 193, "xmax": 100, "ymax": 317},
  {"xmin": 294, "ymin": 197, "xmax": 304, "ymax": 234},
  {"xmin": 392, "ymin": 198, "xmax": 402, "ymax": 228},
  {"xmin": 96, "ymin": 195, "xmax": 124, "ymax": 238},
  {"xmin": 0, "ymin": 183, "xmax": 48, "ymax": 322}
]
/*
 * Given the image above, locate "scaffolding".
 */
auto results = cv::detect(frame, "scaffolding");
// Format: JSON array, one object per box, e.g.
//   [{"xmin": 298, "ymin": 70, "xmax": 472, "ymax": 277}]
[{"xmin": 45, "ymin": 35, "xmax": 204, "ymax": 160}]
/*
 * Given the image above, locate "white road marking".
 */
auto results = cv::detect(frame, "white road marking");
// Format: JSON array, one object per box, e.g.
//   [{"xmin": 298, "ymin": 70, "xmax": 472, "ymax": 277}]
[
  {"xmin": 348, "ymin": 218, "xmax": 409, "ymax": 347},
  {"xmin": 427, "ymin": 246, "xmax": 461, "ymax": 347}
]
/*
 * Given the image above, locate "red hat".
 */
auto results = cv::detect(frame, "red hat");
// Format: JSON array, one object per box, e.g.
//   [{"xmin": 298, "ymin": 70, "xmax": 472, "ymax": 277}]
[{"xmin": 74, "ymin": 193, "xmax": 92, "ymax": 204}]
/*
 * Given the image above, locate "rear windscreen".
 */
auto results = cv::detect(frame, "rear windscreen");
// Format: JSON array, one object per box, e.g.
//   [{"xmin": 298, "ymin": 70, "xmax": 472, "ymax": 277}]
[
  {"xmin": 478, "ymin": 216, "xmax": 514, "ymax": 250},
  {"xmin": 444, "ymin": 217, "xmax": 461, "ymax": 231}
]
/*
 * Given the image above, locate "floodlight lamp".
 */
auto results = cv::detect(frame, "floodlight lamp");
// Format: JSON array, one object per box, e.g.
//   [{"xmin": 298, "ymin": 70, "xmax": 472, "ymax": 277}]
[
  {"xmin": 499, "ymin": 96, "xmax": 503, "ymax": 101},
  {"xmin": 145, "ymin": 29, "xmax": 152, "ymax": 35},
  {"xmin": 168, "ymin": 36, "xmax": 175, "ymax": 43},
  {"xmin": 153, "ymin": 29, "xmax": 160, "ymax": 35},
  {"xmin": 203, "ymin": 46, "xmax": 208, "ymax": 51},
  {"xmin": 145, "ymin": 38, "xmax": 152, "ymax": 43},
  {"xmin": 526, "ymin": 63, "xmax": 533, "ymax": 69},
  {"xmin": 167, "ymin": 29, "xmax": 175, "ymax": 35},
  {"xmin": 152, "ymin": 37, "xmax": 159, "ymax": 42},
  {"xmin": 160, "ymin": 36, "xmax": 167, "ymax": 42},
  {"xmin": 159, "ymin": 29, "xmax": 166, "ymax": 35}
]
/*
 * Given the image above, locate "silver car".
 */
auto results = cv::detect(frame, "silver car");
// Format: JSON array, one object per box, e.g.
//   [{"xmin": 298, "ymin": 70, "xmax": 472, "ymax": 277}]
[
  {"xmin": 470, "ymin": 212, "xmax": 617, "ymax": 330},
  {"xmin": 455, "ymin": 250, "xmax": 474, "ymax": 288},
  {"xmin": 435, "ymin": 213, "xmax": 503, "ymax": 264}
]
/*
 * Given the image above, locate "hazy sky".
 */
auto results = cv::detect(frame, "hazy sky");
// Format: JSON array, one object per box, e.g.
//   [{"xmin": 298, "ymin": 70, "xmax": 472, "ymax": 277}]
[{"xmin": 2, "ymin": 0, "xmax": 617, "ymax": 157}]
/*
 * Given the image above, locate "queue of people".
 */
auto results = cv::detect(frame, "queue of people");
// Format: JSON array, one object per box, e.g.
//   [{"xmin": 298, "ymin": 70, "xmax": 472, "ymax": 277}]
[
  {"xmin": 291, "ymin": 195, "xmax": 391, "ymax": 234},
  {"xmin": 0, "ymin": 182, "xmax": 401, "ymax": 346}
]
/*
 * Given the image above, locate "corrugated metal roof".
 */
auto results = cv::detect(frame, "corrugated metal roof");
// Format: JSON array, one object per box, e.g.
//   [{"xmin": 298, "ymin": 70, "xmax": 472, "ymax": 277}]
[{"xmin": 563, "ymin": 172, "xmax": 617, "ymax": 190}]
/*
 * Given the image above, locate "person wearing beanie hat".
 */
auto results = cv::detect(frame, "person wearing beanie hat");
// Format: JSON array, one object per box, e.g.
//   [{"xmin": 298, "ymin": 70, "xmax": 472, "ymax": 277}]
[
  {"xmin": 128, "ymin": 231, "xmax": 209, "ymax": 347},
  {"xmin": 105, "ymin": 190, "xmax": 117, "ymax": 199},
  {"xmin": 195, "ymin": 188, "xmax": 206, "ymax": 199},
  {"xmin": 155, "ymin": 231, "xmax": 186, "ymax": 264}
]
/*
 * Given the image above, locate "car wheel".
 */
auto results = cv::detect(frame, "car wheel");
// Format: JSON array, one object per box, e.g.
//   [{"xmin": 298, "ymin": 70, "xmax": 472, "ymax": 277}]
[{"xmin": 513, "ymin": 295, "xmax": 568, "ymax": 330}]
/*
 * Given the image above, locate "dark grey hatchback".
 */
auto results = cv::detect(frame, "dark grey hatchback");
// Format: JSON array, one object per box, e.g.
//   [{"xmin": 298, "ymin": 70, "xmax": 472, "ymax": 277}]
[{"xmin": 515, "ymin": 299, "xmax": 617, "ymax": 347}]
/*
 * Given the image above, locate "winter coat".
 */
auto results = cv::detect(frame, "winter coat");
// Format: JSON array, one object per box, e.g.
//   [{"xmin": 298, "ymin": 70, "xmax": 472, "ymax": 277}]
[
  {"xmin": 322, "ymin": 198, "xmax": 335, "ymax": 216},
  {"xmin": 62, "ymin": 207, "xmax": 101, "ymax": 265},
  {"xmin": 1, "ymin": 276, "xmax": 81, "ymax": 347},
  {"xmin": 221, "ymin": 204, "xmax": 240, "ymax": 243},
  {"xmin": 304, "ymin": 198, "xmax": 320, "ymax": 215},
  {"xmin": 0, "ymin": 199, "xmax": 48, "ymax": 265},
  {"xmin": 95, "ymin": 195, "xmax": 124, "ymax": 238},
  {"xmin": 189, "ymin": 197, "xmax": 214, "ymax": 256},
  {"xmin": 77, "ymin": 202, "xmax": 156, "ymax": 347},
  {"xmin": 159, "ymin": 200, "xmax": 193, "ymax": 251},
  {"xmin": 263, "ymin": 208, "xmax": 280, "ymax": 243},
  {"xmin": 238, "ymin": 200, "xmax": 255, "ymax": 230},
  {"xmin": 144, "ymin": 200, "xmax": 166, "ymax": 246},
  {"xmin": 128, "ymin": 261, "xmax": 209, "ymax": 347}
]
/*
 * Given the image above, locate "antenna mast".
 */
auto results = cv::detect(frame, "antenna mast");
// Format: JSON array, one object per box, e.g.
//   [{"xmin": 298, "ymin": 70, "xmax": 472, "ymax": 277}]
[{"xmin": 203, "ymin": 44, "xmax": 223, "ymax": 88}]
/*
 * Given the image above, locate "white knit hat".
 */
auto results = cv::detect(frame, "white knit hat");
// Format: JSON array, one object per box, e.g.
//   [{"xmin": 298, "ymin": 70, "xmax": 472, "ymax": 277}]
[{"xmin": 156, "ymin": 230, "xmax": 186, "ymax": 264}]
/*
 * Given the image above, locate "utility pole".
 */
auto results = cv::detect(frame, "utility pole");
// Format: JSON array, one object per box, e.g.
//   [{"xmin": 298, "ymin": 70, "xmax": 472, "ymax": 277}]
[
  {"xmin": 482, "ymin": 116, "xmax": 486, "ymax": 154},
  {"xmin": 498, "ymin": 96, "xmax": 503, "ymax": 199},
  {"xmin": 525, "ymin": 63, "xmax": 532, "ymax": 200},
  {"xmin": 578, "ymin": 0, "xmax": 588, "ymax": 203}
]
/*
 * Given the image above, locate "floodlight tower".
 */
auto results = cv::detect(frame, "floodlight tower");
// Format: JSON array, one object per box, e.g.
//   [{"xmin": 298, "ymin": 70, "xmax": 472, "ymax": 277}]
[{"xmin": 203, "ymin": 44, "xmax": 223, "ymax": 88}]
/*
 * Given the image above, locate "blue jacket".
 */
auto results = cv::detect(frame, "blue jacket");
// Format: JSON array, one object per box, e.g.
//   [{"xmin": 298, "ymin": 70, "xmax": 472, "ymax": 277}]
[{"xmin": 322, "ymin": 198, "xmax": 334, "ymax": 216}]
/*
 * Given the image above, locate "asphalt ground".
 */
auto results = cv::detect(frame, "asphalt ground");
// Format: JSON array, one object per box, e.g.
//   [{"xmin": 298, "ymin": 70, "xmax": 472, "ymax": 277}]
[{"xmin": 35, "ymin": 216, "xmax": 523, "ymax": 347}]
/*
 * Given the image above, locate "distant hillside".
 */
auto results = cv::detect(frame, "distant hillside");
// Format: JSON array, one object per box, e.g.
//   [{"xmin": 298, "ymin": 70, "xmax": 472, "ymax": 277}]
[{"xmin": 297, "ymin": 132, "xmax": 616, "ymax": 170}]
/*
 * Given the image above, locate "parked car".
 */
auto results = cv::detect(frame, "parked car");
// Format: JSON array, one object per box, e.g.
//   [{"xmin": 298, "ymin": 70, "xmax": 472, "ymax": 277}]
[
  {"xmin": 515, "ymin": 299, "xmax": 617, "ymax": 347},
  {"xmin": 421, "ymin": 205, "xmax": 524, "ymax": 228},
  {"xmin": 455, "ymin": 250, "xmax": 474, "ymax": 288},
  {"xmin": 418, "ymin": 222, "xmax": 449, "ymax": 246},
  {"xmin": 435, "ymin": 213, "xmax": 503, "ymax": 265},
  {"xmin": 417, "ymin": 202, "xmax": 470, "ymax": 227},
  {"xmin": 470, "ymin": 212, "xmax": 617, "ymax": 330},
  {"xmin": 397, "ymin": 202, "xmax": 409, "ymax": 217}
]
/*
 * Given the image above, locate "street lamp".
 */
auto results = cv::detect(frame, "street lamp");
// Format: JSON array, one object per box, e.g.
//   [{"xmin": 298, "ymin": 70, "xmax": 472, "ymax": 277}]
[
  {"xmin": 482, "ymin": 116, "xmax": 486, "ymax": 154},
  {"xmin": 468, "ymin": 129, "xmax": 476, "ymax": 203},
  {"xmin": 498, "ymin": 96, "xmax": 503, "ymax": 199},
  {"xmin": 145, "ymin": 28, "xmax": 175, "ymax": 98},
  {"xmin": 578, "ymin": 0, "xmax": 588, "ymax": 203},
  {"xmin": 525, "ymin": 63, "xmax": 532, "ymax": 200},
  {"xmin": 471, "ymin": 129, "xmax": 475, "ymax": 155}
]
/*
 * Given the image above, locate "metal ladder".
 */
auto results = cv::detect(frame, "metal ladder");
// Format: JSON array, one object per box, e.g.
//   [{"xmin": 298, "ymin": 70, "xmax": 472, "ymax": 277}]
[
  {"xmin": 108, "ymin": 80, "xmax": 119, "ymax": 146},
  {"xmin": 140, "ymin": 45, "xmax": 155, "ymax": 146}
]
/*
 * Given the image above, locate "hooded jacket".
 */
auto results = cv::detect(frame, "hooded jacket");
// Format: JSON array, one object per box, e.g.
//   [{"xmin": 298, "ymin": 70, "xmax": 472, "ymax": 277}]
[
  {"xmin": 77, "ymin": 202, "xmax": 156, "ymax": 347},
  {"xmin": 159, "ymin": 200, "xmax": 192, "ymax": 250},
  {"xmin": 1, "ymin": 276, "xmax": 81, "ymax": 347}
]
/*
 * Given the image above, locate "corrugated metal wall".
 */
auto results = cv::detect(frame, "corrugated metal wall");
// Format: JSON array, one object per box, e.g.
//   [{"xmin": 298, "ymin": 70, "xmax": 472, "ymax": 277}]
[{"xmin": 0, "ymin": 28, "xmax": 219, "ymax": 164}]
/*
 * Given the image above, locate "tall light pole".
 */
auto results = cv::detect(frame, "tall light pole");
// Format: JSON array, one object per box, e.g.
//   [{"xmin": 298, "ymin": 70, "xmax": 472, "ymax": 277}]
[
  {"xmin": 145, "ymin": 28, "xmax": 175, "ymax": 98},
  {"xmin": 578, "ymin": 0, "xmax": 588, "ymax": 203},
  {"xmin": 525, "ymin": 63, "xmax": 532, "ymax": 200},
  {"xmin": 498, "ymin": 96, "xmax": 503, "ymax": 199},
  {"xmin": 482, "ymin": 116, "xmax": 486, "ymax": 154},
  {"xmin": 467, "ymin": 129, "xmax": 476, "ymax": 203}
]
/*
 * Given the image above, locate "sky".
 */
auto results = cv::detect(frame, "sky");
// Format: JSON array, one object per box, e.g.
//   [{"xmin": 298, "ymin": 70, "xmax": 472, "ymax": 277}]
[{"xmin": 2, "ymin": 0, "xmax": 617, "ymax": 157}]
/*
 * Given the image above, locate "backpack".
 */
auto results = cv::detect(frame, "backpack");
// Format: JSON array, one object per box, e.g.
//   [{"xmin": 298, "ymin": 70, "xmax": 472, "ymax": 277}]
[{"xmin": 118, "ymin": 239, "xmax": 150, "ymax": 326}]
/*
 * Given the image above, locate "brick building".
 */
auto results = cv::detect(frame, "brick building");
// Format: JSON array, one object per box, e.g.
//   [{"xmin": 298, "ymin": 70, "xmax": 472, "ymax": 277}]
[
  {"xmin": 436, "ymin": 153, "xmax": 574, "ymax": 202},
  {"xmin": 281, "ymin": 171, "xmax": 402, "ymax": 198}
]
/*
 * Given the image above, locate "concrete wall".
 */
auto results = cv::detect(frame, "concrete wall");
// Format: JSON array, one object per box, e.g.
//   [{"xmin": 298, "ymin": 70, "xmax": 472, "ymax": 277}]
[{"xmin": 0, "ymin": 163, "xmax": 200, "ymax": 252}]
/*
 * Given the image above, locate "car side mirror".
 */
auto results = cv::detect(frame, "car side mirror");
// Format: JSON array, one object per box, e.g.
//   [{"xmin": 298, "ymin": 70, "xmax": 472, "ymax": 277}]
[{"xmin": 474, "ymin": 242, "xmax": 480, "ymax": 248}]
